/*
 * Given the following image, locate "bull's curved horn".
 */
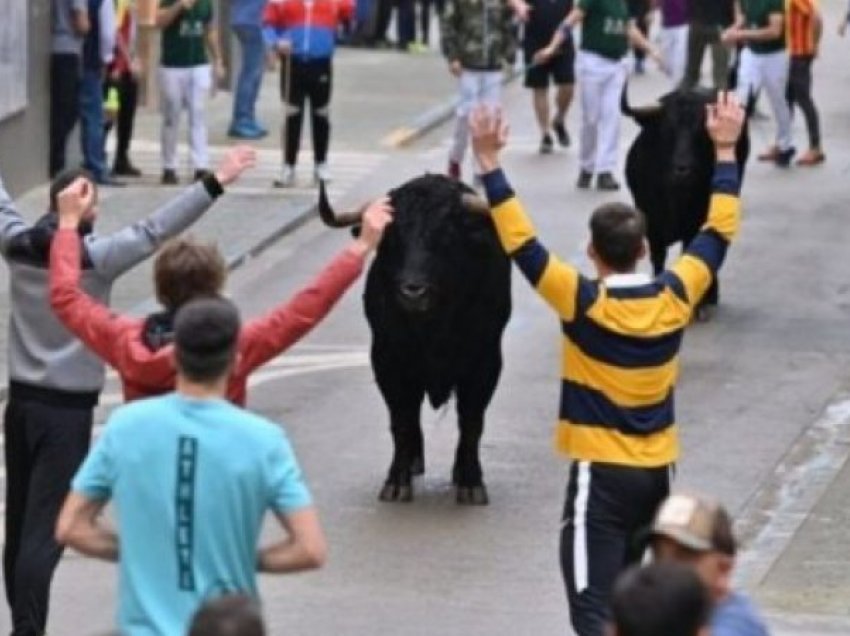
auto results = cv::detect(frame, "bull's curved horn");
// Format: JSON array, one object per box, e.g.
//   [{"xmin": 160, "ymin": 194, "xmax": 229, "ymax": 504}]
[
  {"xmin": 317, "ymin": 180, "xmax": 368, "ymax": 227},
  {"xmin": 461, "ymin": 193, "xmax": 491, "ymax": 215},
  {"xmin": 620, "ymin": 82, "xmax": 662, "ymax": 122}
]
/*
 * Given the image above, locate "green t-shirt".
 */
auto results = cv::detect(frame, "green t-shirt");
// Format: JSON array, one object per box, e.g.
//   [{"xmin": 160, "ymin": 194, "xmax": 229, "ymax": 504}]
[
  {"xmin": 741, "ymin": 0, "xmax": 785, "ymax": 54},
  {"xmin": 578, "ymin": 0, "xmax": 630, "ymax": 60},
  {"xmin": 160, "ymin": 0, "xmax": 214, "ymax": 68}
]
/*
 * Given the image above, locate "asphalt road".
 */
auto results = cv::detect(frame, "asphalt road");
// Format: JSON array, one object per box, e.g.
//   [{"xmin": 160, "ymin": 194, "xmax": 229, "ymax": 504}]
[{"xmin": 4, "ymin": 10, "xmax": 850, "ymax": 634}]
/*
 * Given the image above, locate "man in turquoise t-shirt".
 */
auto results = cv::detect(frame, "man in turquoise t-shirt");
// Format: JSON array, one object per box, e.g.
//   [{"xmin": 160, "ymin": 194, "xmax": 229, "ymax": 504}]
[{"xmin": 56, "ymin": 296, "xmax": 326, "ymax": 635}]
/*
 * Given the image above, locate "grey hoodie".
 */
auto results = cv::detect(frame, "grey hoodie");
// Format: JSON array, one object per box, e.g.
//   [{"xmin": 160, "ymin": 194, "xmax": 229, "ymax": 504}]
[{"xmin": 0, "ymin": 176, "xmax": 220, "ymax": 404}]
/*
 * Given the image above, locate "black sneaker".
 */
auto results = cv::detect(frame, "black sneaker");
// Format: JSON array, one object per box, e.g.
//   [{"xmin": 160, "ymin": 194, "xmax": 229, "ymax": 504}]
[
  {"xmin": 775, "ymin": 146, "xmax": 796, "ymax": 168},
  {"xmin": 596, "ymin": 172, "xmax": 621, "ymax": 191},
  {"xmin": 552, "ymin": 120, "xmax": 570, "ymax": 147},
  {"xmin": 540, "ymin": 134, "xmax": 554, "ymax": 155},
  {"xmin": 113, "ymin": 161, "xmax": 142, "ymax": 177},
  {"xmin": 577, "ymin": 170, "xmax": 593, "ymax": 189},
  {"xmin": 161, "ymin": 169, "xmax": 179, "ymax": 185}
]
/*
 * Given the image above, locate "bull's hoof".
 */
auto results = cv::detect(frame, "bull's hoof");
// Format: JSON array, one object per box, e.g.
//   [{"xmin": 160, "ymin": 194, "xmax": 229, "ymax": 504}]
[
  {"xmin": 379, "ymin": 482, "xmax": 413, "ymax": 503},
  {"xmin": 456, "ymin": 485, "xmax": 489, "ymax": 506},
  {"xmin": 410, "ymin": 456, "xmax": 425, "ymax": 476}
]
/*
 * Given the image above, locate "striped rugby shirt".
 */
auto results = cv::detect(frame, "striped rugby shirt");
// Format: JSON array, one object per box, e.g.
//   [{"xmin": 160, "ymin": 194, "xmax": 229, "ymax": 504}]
[{"xmin": 482, "ymin": 163, "xmax": 741, "ymax": 467}]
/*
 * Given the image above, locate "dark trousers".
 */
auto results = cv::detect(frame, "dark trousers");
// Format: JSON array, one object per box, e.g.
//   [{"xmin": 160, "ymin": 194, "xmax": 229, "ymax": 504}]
[
  {"xmin": 280, "ymin": 58, "xmax": 333, "ymax": 167},
  {"xmin": 396, "ymin": 0, "xmax": 416, "ymax": 47},
  {"xmin": 79, "ymin": 68, "xmax": 107, "ymax": 180},
  {"xmin": 418, "ymin": 0, "xmax": 444, "ymax": 45},
  {"xmin": 683, "ymin": 21, "xmax": 730, "ymax": 90},
  {"xmin": 49, "ymin": 53, "xmax": 82, "ymax": 177},
  {"xmin": 103, "ymin": 70, "xmax": 140, "ymax": 168},
  {"xmin": 560, "ymin": 461, "xmax": 672, "ymax": 636},
  {"xmin": 3, "ymin": 398, "xmax": 93, "ymax": 636},
  {"xmin": 786, "ymin": 55, "xmax": 820, "ymax": 149},
  {"xmin": 373, "ymin": 0, "xmax": 393, "ymax": 42}
]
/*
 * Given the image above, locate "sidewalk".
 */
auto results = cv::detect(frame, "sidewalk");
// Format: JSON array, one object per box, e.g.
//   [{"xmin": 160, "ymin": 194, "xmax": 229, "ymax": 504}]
[{"xmin": 0, "ymin": 46, "xmax": 459, "ymax": 391}]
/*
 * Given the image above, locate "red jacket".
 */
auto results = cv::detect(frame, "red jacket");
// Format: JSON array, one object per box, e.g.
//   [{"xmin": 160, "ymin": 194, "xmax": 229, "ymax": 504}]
[{"xmin": 49, "ymin": 229, "xmax": 365, "ymax": 405}]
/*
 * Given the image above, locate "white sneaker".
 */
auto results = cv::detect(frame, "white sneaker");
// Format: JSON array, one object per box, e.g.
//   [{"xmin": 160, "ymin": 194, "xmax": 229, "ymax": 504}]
[
  {"xmin": 275, "ymin": 165, "xmax": 296, "ymax": 188},
  {"xmin": 314, "ymin": 163, "xmax": 331, "ymax": 184}
]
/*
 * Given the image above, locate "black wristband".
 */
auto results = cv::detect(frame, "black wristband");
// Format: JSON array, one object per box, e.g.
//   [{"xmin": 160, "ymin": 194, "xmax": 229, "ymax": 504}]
[{"xmin": 201, "ymin": 173, "xmax": 224, "ymax": 199}]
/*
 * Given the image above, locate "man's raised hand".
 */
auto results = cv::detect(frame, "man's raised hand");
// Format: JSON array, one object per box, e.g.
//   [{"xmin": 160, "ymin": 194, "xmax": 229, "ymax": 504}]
[
  {"xmin": 469, "ymin": 105, "xmax": 509, "ymax": 173},
  {"xmin": 214, "ymin": 145, "xmax": 258, "ymax": 186},
  {"xmin": 57, "ymin": 178, "xmax": 95, "ymax": 229},
  {"xmin": 706, "ymin": 91, "xmax": 745, "ymax": 153},
  {"xmin": 356, "ymin": 197, "xmax": 394, "ymax": 253}
]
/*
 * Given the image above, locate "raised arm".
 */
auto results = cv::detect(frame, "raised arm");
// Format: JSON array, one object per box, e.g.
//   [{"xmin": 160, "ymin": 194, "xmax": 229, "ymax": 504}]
[
  {"xmin": 86, "ymin": 146, "xmax": 256, "ymax": 280},
  {"xmin": 670, "ymin": 92, "xmax": 744, "ymax": 307},
  {"xmin": 470, "ymin": 107, "xmax": 581, "ymax": 322},
  {"xmin": 238, "ymin": 198, "xmax": 393, "ymax": 372}
]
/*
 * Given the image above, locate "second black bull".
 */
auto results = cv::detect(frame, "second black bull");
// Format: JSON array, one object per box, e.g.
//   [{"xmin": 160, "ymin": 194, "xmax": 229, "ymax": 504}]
[
  {"xmin": 623, "ymin": 87, "xmax": 749, "ymax": 318},
  {"xmin": 319, "ymin": 175, "xmax": 511, "ymax": 505}
]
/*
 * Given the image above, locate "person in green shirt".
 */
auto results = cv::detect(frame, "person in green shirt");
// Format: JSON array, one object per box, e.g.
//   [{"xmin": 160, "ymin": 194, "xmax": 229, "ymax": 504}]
[
  {"xmin": 722, "ymin": 0, "xmax": 795, "ymax": 165},
  {"xmin": 535, "ymin": 0, "xmax": 664, "ymax": 191},
  {"xmin": 156, "ymin": 0, "xmax": 225, "ymax": 185}
]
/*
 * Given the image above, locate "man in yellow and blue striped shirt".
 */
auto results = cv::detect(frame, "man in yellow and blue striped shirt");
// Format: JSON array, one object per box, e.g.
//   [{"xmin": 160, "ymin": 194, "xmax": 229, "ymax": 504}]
[{"xmin": 469, "ymin": 93, "xmax": 746, "ymax": 636}]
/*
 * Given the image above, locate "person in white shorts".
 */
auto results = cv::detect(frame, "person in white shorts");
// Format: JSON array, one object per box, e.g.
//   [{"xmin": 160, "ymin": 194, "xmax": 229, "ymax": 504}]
[
  {"xmin": 156, "ymin": 0, "xmax": 225, "ymax": 185},
  {"xmin": 723, "ymin": 0, "xmax": 795, "ymax": 166}
]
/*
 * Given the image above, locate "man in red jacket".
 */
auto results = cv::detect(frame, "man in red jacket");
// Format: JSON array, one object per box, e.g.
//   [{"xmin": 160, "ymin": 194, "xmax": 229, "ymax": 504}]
[{"xmin": 50, "ymin": 178, "xmax": 392, "ymax": 404}]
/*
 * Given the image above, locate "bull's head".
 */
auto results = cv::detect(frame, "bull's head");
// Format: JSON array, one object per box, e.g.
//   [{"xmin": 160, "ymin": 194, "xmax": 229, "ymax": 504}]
[
  {"xmin": 622, "ymin": 85, "xmax": 719, "ymax": 187},
  {"xmin": 318, "ymin": 176, "xmax": 491, "ymax": 315}
]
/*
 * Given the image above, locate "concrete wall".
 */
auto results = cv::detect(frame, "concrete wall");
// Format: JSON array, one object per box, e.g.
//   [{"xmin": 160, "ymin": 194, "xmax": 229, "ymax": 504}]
[{"xmin": 0, "ymin": 0, "xmax": 51, "ymax": 196}]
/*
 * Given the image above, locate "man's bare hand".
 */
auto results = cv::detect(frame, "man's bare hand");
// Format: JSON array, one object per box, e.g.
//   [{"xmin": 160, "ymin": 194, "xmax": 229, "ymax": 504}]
[
  {"xmin": 354, "ymin": 197, "xmax": 394, "ymax": 253},
  {"xmin": 533, "ymin": 45, "xmax": 556, "ymax": 65},
  {"xmin": 57, "ymin": 178, "xmax": 96, "ymax": 229},
  {"xmin": 469, "ymin": 105, "xmax": 509, "ymax": 173},
  {"xmin": 706, "ymin": 91, "xmax": 745, "ymax": 158},
  {"xmin": 214, "ymin": 146, "xmax": 257, "ymax": 186},
  {"xmin": 449, "ymin": 60, "xmax": 462, "ymax": 77}
]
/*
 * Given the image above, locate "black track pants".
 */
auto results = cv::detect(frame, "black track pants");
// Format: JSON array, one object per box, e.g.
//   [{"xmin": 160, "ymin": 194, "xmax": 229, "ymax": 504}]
[
  {"xmin": 103, "ymin": 70, "xmax": 140, "ymax": 168},
  {"xmin": 786, "ymin": 55, "xmax": 821, "ymax": 149},
  {"xmin": 280, "ymin": 58, "xmax": 333, "ymax": 167},
  {"xmin": 560, "ymin": 461, "xmax": 672, "ymax": 636},
  {"xmin": 3, "ymin": 398, "xmax": 93, "ymax": 636},
  {"xmin": 49, "ymin": 53, "xmax": 82, "ymax": 177}
]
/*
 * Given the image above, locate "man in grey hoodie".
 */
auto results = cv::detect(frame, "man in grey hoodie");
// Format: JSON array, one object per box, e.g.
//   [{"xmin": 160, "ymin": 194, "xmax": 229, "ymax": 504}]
[{"xmin": 0, "ymin": 145, "xmax": 255, "ymax": 636}]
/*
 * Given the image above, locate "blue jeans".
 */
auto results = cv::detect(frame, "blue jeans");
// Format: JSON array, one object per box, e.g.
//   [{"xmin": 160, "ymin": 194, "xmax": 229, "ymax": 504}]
[
  {"xmin": 79, "ymin": 68, "xmax": 107, "ymax": 180},
  {"xmin": 230, "ymin": 24, "xmax": 265, "ymax": 130}
]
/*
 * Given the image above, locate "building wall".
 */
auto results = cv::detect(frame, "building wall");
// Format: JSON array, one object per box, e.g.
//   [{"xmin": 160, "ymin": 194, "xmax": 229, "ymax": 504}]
[{"xmin": 0, "ymin": 0, "xmax": 51, "ymax": 196}]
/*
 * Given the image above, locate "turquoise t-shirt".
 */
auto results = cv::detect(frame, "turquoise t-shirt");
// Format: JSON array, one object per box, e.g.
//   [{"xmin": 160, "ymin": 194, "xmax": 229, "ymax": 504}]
[{"xmin": 72, "ymin": 393, "xmax": 312, "ymax": 636}]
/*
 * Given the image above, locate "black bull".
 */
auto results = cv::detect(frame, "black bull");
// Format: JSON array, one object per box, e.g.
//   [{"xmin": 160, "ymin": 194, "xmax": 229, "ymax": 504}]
[
  {"xmin": 318, "ymin": 174, "xmax": 511, "ymax": 505},
  {"xmin": 623, "ymin": 87, "xmax": 749, "ymax": 315}
]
